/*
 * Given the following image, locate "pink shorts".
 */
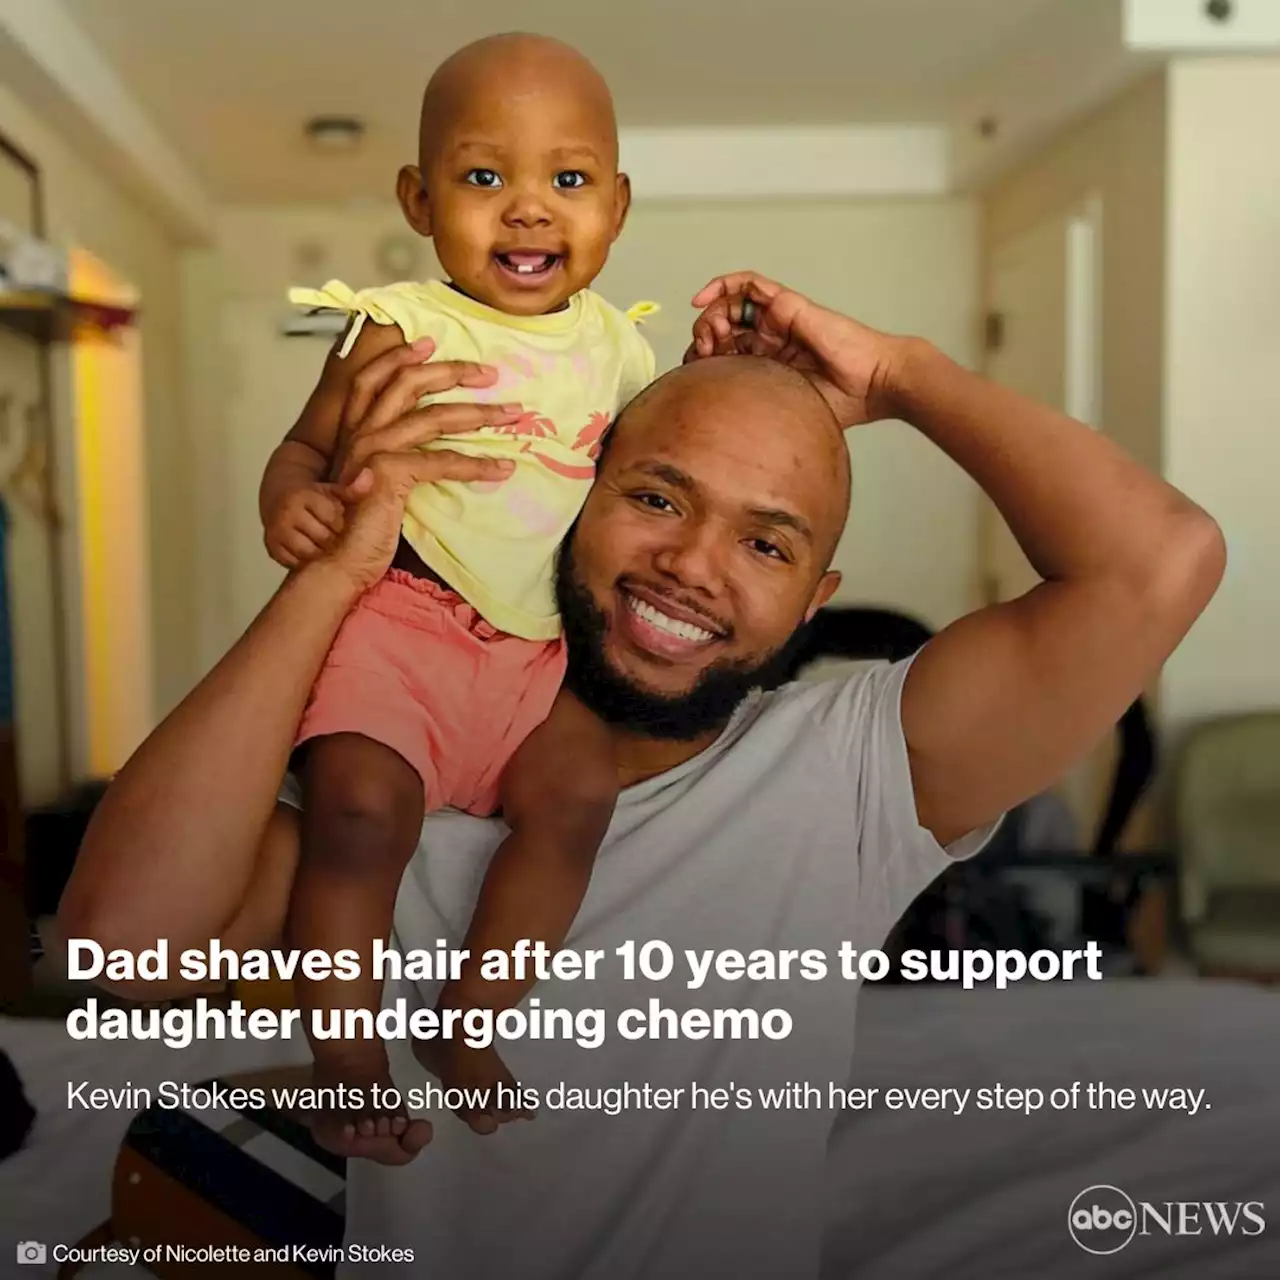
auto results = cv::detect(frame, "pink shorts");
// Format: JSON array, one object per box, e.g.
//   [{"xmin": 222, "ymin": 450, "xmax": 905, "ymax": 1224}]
[{"xmin": 296, "ymin": 569, "xmax": 566, "ymax": 816}]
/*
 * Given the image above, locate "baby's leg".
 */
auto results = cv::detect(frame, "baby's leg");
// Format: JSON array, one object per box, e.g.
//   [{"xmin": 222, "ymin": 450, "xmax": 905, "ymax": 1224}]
[
  {"xmin": 419, "ymin": 689, "xmax": 617, "ymax": 1132},
  {"xmin": 289, "ymin": 732, "xmax": 426, "ymax": 1160}
]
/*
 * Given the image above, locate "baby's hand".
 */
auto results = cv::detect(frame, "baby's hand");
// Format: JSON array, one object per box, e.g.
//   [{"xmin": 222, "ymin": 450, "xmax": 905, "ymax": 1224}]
[{"xmin": 264, "ymin": 482, "xmax": 346, "ymax": 568}]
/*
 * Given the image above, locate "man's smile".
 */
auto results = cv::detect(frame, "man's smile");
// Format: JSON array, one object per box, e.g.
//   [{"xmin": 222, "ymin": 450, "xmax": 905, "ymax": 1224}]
[{"xmin": 616, "ymin": 584, "xmax": 729, "ymax": 663}]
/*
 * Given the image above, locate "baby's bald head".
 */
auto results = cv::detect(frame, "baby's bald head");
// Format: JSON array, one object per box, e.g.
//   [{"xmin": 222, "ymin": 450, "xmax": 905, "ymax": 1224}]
[
  {"xmin": 400, "ymin": 33, "xmax": 627, "ymax": 314},
  {"xmin": 418, "ymin": 33, "xmax": 617, "ymax": 170}
]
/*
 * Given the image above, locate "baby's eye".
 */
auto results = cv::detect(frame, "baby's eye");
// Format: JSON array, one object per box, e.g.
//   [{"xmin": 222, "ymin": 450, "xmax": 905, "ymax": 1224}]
[
  {"xmin": 554, "ymin": 171, "xmax": 588, "ymax": 189},
  {"xmin": 465, "ymin": 169, "xmax": 502, "ymax": 188}
]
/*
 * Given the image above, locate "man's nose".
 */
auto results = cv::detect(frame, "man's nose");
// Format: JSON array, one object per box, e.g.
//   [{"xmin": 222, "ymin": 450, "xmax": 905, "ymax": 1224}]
[
  {"xmin": 502, "ymin": 184, "xmax": 554, "ymax": 227},
  {"xmin": 652, "ymin": 523, "xmax": 730, "ymax": 597}
]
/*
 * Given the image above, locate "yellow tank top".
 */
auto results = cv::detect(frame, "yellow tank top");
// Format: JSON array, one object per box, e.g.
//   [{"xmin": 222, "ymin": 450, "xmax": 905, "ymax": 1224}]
[{"xmin": 289, "ymin": 279, "xmax": 658, "ymax": 640}]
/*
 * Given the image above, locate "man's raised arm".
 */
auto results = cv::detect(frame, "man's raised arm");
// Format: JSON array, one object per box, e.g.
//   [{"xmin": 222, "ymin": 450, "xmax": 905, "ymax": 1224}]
[
  {"xmin": 881, "ymin": 342, "xmax": 1223, "ymax": 845},
  {"xmin": 689, "ymin": 272, "xmax": 1225, "ymax": 847},
  {"xmin": 56, "ymin": 344, "xmax": 518, "ymax": 976}
]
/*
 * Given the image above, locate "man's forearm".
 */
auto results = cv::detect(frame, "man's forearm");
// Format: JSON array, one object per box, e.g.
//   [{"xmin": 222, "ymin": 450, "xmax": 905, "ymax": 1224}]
[
  {"xmin": 58, "ymin": 560, "xmax": 362, "ymax": 959},
  {"xmin": 888, "ymin": 340, "xmax": 1221, "ymax": 593}
]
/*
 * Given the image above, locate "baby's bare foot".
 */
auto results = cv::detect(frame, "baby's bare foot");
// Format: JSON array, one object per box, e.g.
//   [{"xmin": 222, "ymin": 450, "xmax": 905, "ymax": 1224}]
[
  {"xmin": 306, "ymin": 1055, "xmax": 432, "ymax": 1164},
  {"xmin": 414, "ymin": 1036, "xmax": 525, "ymax": 1135}
]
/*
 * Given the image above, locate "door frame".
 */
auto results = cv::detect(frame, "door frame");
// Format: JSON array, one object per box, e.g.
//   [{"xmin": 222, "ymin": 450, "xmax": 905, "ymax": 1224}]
[{"xmin": 1064, "ymin": 194, "xmax": 1103, "ymax": 430}]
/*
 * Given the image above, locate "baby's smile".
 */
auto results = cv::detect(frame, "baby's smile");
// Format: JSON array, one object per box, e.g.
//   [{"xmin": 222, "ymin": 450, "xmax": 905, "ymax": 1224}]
[{"xmin": 493, "ymin": 249, "xmax": 565, "ymax": 288}]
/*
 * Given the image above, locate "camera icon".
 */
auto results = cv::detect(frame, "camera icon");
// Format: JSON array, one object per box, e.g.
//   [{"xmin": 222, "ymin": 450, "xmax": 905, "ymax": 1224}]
[{"xmin": 16, "ymin": 1241, "xmax": 48, "ymax": 1265}]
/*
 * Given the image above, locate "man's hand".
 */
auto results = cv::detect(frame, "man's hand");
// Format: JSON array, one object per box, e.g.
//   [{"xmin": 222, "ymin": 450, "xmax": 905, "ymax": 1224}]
[
  {"xmin": 685, "ymin": 271, "xmax": 911, "ymax": 428},
  {"xmin": 321, "ymin": 340, "xmax": 520, "ymax": 592},
  {"xmin": 332, "ymin": 336, "xmax": 524, "ymax": 486}
]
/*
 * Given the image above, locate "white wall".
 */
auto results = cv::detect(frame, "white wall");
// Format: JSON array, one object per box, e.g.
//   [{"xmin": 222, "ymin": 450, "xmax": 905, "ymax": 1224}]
[
  {"xmin": 192, "ymin": 197, "xmax": 981, "ymax": 660},
  {"xmin": 1161, "ymin": 57, "xmax": 1280, "ymax": 732}
]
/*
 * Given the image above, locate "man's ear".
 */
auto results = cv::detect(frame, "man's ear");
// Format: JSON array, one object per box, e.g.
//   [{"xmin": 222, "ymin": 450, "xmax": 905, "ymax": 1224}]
[
  {"xmin": 611, "ymin": 172, "xmax": 632, "ymax": 241},
  {"xmin": 397, "ymin": 165, "xmax": 433, "ymax": 237},
  {"xmin": 803, "ymin": 570, "xmax": 841, "ymax": 623}
]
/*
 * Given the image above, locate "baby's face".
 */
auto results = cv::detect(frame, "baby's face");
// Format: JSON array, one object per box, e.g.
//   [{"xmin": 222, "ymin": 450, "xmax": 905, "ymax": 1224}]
[{"xmin": 415, "ymin": 82, "xmax": 627, "ymax": 316}]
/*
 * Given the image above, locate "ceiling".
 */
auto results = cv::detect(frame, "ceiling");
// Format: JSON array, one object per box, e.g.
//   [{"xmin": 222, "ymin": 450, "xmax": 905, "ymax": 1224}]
[{"xmin": 63, "ymin": 0, "xmax": 1076, "ymax": 202}]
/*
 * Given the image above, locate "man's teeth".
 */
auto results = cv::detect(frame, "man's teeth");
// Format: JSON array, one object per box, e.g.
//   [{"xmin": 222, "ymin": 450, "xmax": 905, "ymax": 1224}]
[{"xmin": 627, "ymin": 594, "xmax": 715, "ymax": 643}]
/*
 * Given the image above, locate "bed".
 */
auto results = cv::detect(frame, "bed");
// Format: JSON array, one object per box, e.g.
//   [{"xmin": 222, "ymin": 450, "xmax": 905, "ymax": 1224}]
[
  {"xmin": 824, "ymin": 976, "xmax": 1280, "ymax": 1279},
  {"xmin": 4, "ymin": 976, "xmax": 1277, "ymax": 1279}
]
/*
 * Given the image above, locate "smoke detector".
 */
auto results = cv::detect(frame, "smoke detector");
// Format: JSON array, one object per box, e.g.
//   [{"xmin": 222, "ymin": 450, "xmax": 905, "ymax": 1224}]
[{"xmin": 304, "ymin": 115, "xmax": 366, "ymax": 152}]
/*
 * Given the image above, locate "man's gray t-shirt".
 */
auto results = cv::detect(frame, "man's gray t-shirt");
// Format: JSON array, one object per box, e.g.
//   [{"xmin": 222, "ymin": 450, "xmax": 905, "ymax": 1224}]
[{"xmin": 331, "ymin": 657, "xmax": 992, "ymax": 1279}]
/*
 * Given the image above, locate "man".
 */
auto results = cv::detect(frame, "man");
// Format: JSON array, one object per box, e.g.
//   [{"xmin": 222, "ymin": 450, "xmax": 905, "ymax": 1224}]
[{"xmin": 59, "ymin": 273, "xmax": 1223, "ymax": 1278}]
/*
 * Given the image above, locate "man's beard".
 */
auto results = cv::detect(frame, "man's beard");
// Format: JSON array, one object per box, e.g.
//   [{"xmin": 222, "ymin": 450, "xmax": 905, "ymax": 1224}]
[{"xmin": 555, "ymin": 541, "xmax": 802, "ymax": 741}]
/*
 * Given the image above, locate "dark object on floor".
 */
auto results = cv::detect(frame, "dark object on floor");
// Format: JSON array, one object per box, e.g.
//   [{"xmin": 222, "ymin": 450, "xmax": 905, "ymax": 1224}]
[
  {"xmin": 24, "ymin": 780, "xmax": 110, "ymax": 917},
  {"xmin": 0, "ymin": 1045, "xmax": 35, "ymax": 1158}
]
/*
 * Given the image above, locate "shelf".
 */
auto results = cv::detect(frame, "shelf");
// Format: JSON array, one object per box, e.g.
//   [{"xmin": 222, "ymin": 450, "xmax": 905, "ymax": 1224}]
[
  {"xmin": 280, "ymin": 309, "xmax": 347, "ymax": 339},
  {"xmin": 0, "ymin": 290, "xmax": 136, "ymax": 343}
]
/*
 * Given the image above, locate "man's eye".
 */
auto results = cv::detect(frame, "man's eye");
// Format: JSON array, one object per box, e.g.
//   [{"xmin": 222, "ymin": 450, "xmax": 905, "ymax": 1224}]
[
  {"xmin": 633, "ymin": 492, "xmax": 675, "ymax": 512},
  {"xmin": 554, "ymin": 170, "xmax": 588, "ymax": 189},
  {"xmin": 749, "ymin": 538, "xmax": 786, "ymax": 561},
  {"xmin": 465, "ymin": 169, "xmax": 502, "ymax": 188}
]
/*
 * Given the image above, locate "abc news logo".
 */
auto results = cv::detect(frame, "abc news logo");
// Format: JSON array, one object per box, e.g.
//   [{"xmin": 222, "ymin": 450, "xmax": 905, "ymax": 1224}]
[{"xmin": 1069, "ymin": 1185, "xmax": 1266, "ymax": 1255}]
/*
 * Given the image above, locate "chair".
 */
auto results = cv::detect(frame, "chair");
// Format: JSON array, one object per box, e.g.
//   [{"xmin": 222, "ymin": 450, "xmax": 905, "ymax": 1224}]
[
  {"xmin": 59, "ymin": 1066, "xmax": 340, "ymax": 1280},
  {"xmin": 1175, "ymin": 712, "xmax": 1280, "ymax": 980}
]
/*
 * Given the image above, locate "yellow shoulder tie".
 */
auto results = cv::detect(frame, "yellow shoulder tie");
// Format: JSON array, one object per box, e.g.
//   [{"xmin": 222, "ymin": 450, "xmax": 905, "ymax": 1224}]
[
  {"xmin": 288, "ymin": 280, "xmax": 378, "ymax": 358},
  {"xmin": 289, "ymin": 280, "xmax": 359, "ymax": 311},
  {"xmin": 626, "ymin": 300, "xmax": 661, "ymax": 325}
]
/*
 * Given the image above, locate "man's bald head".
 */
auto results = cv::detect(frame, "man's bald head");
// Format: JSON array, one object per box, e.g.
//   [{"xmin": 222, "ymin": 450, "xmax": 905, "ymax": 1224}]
[
  {"xmin": 419, "ymin": 33, "xmax": 618, "ymax": 169},
  {"xmin": 604, "ymin": 355, "xmax": 852, "ymax": 569}
]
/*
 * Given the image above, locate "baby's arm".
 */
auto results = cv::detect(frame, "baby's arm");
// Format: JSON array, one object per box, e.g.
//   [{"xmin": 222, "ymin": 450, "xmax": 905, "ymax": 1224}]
[{"xmin": 260, "ymin": 320, "xmax": 407, "ymax": 567}]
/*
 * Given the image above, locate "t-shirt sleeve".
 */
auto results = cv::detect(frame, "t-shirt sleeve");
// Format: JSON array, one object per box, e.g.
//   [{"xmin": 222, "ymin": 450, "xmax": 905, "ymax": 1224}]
[
  {"xmin": 805, "ymin": 655, "xmax": 1001, "ymax": 934},
  {"xmin": 287, "ymin": 280, "xmax": 442, "ymax": 354},
  {"xmin": 618, "ymin": 315, "xmax": 657, "ymax": 406}
]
